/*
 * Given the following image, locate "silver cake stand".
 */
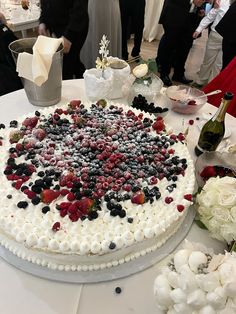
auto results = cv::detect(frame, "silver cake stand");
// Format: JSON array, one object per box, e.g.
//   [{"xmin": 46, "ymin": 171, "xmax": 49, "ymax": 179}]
[{"xmin": 0, "ymin": 207, "xmax": 195, "ymax": 283}]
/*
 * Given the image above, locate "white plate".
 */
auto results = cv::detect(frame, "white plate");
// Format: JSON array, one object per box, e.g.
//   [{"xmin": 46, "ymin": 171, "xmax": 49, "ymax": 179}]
[{"xmin": 198, "ymin": 121, "xmax": 231, "ymax": 139}]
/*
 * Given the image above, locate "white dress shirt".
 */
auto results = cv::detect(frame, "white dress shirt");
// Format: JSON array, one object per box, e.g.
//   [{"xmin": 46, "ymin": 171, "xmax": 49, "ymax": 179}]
[{"xmin": 195, "ymin": 0, "xmax": 230, "ymax": 33}]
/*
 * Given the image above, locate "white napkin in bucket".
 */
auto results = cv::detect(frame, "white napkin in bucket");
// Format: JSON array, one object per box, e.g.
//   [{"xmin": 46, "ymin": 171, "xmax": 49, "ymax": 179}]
[{"xmin": 16, "ymin": 36, "xmax": 63, "ymax": 86}]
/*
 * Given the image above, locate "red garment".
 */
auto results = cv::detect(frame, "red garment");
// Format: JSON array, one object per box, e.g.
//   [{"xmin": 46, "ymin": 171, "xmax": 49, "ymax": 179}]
[{"xmin": 203, "ymin": 56, "xmax": 236, "ymax": 117}]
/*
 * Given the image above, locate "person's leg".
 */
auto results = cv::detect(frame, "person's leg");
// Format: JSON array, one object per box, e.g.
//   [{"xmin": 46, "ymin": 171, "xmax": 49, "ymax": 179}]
[
  {"xmin": 222, "ymin": 39, "xmax": 236, "ymax": 70},
  {"xmin": 131, "ymin": 0, "xmax": 146, "ymax": 57},
  {"xmin": 158, "ymin": 26, "xmax": 180, "ymax": 86},
  {"xmin": 172, "ymin": 31, "xmax": 193, "ymax": 83},
  {"xmin": 195, "ymin": 31, "xmax": 222, "ymax": 85},
  {"xmin": 119, "ymin": 0, "xmax": 129, "ymax": 60}
]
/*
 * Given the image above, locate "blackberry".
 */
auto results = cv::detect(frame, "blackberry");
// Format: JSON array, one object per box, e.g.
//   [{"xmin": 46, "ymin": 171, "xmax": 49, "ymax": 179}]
[
  {"xmin": 118, "ymin": 209, "xmax": 126, "ymax": 218},
  {"xmin": 7, "ymin": 194, "xmax": 12, "ymax": 199},
  {"xmin": 127, "ymin": 217, "xmax": 133, "ymax": 223},
  {"xmin": 17, "ymin": 201, "xmax": 28, "ymax": 209},
  {"xmin": 31, "ymin": 185, "xmax": 42, "ymax": 194}
]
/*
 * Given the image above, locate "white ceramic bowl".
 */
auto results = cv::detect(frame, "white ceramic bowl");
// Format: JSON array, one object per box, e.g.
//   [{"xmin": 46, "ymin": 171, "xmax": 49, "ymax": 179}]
[{"xmin": 166, "ymin": 85, "xmax": 207, "ymax": 114}]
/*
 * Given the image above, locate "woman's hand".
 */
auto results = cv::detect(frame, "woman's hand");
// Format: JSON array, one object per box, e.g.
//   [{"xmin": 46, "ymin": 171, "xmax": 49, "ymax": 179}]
[
  {"xmin": 62, "ymin": 36, "xmax": 72, "ymax": 54},
  {"xmin": 38, "ymin": 23, "xmax": 50, "ymax": 36}
]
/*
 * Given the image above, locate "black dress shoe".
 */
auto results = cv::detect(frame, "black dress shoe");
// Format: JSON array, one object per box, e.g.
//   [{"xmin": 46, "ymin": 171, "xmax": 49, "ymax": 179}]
[
  {"xmin": 160, "ymin": 75, "xmax": 173, "ymax": 87},
  {"xmin": 172, "ymin": 75, "xmax": 193, "ymax": 84}
]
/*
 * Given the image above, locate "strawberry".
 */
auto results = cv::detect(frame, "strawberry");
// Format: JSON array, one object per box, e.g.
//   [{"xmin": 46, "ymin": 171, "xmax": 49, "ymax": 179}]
[
  {"xmin": 200, "ymin": 166, "xmax": 216, "ymax": 179},
  {"xmin": 152, "ymin": 119, "xmax": 165, "ymax": 133},
  {"xmin": 131, "ymin": 191, "xmax": 145, "ymax": 205},
  {"xmin": 41, "ymin": 189, "xmax": 60, "ymax": 204},
  {"xmin": 33, "ymin": 128, "xmax": 46, "ymax": 141},
  {"xmin": 76, "ymin": 197, "xmax": 94, "ymax": 214},
  {"xmin": 184, "ymin": 194, "xmax": 193, "ymax": 201},
  {"xmin": 69, "ymin": 100, "xmax": 81, "ymax": 109}
]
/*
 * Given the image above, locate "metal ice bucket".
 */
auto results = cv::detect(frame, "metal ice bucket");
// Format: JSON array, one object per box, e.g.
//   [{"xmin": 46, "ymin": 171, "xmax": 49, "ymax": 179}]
[{"xmin": 9, "ymin": 37, "xmax": 63, "ymax": 106}]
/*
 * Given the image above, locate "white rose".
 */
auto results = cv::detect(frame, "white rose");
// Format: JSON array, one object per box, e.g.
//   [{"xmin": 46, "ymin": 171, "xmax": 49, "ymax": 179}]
[
  {"xmin": 220, "ymin": 223, "xmax": 236, "ymax": 243},
  {"xmin": 207, "ymin": 218, "xmax": 223, "ymax": 241},
  {"xmin": 132, "ymin": 64, "xmax": 148, "ymax": 78},
  {"xmin": 211, "ymin": 207, "xmax": 231, "ymax": 223},
  {"xmin": 218, "ymin": 190, "xmax": 236, "ymax": 207},
  {"xmin": 230, "ymin": 206, "xmax": 236, "ymax": 222},
  {"xmin": 197, "ymin": 189, "xmax": 218, "ymax": 208}
]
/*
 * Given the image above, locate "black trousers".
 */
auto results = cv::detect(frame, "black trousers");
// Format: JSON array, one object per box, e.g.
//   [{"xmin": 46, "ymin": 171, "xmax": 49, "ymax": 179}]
[
  {"xmin": 157, "ymin": 25, "xmax": 194, "ymax": 78},
  {"xmin": 119, "ymin": 0, "xmax": 146, "ymax": 60},
  {"xmin": 222, "ymin": 38, "xmax": 236, "ymax": 70}
]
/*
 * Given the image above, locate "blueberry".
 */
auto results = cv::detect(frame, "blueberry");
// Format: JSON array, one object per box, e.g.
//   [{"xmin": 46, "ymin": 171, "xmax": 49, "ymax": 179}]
[
  {"xmin": 109, "ymin": 242, "xmax": 116, "ymax": 250},
  {"xmin": 42, "ymin": 206, "xmax": 50, "ymax": 214},
  {"xmin": 32, "ymin": 197, "xmax": 41, "ymax": 205},
  {"xmin": 115, "ymin": 287, "xmax": 122, "ymax": 294}
]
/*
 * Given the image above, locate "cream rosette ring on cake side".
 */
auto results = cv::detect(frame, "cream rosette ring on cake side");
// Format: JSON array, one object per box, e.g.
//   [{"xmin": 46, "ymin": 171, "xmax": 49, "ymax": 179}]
[{"xmin": 0, "ymin": 100, "xmax": 195, "ymax": 277}]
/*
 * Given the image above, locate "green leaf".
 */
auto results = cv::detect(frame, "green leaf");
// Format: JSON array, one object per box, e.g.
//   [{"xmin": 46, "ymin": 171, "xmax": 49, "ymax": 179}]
[
  {"xmin": 194, "ymin": 219, "xmax": 208, "ymax": 230},
  {"xmin": 147, "ymin": 59, "xmax": 158, "ymax": 73},
  {"xmin": 230, "ymin": 241, "xmax": 236, "ymax": 253}
]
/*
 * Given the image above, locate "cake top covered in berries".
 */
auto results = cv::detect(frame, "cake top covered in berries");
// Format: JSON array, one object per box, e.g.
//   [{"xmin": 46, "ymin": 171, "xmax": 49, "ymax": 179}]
[{"xmin": 0, "ymin": 100, "xmax": 194, "ymax": 258}]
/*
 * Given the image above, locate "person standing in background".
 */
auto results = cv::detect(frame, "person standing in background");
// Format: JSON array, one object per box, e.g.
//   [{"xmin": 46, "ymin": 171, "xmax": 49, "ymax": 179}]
[
  {"xmin": 156, "ymin": 0, "xmax": 205, "ymax": 87},
  {"xmin": 38, "ymin": 0, "xmax": 89, "ymax": 79},
  {"xmin": 191, "ymin": 0, "xmax": 230, "ymax": 88},
  {"xmin": 119, "ymin": 0, "xmax": 146, "ymax": 61},
  {"xmin": 215, "ymin": 0, "xmax": 236, "ymax": 69},
  {"xmin": 80, "ymin": 0, "xmax": 122, "ymax": 69}
]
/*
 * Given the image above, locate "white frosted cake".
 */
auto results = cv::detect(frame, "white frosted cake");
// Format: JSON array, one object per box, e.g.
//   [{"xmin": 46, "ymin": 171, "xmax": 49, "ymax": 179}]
[{"xmin": 0, "ymin": 101, "xmax": 195, "ymax": 271}]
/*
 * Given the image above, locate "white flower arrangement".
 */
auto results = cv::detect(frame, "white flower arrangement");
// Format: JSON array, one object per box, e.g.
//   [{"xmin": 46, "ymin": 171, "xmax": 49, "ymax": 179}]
[
  {"xmin": 196, "ymin": 176, "xmax": 236, "ymax": 244},
  {"xmin": 95, "ymin": 35, "xmax": 110, "ymax": 70},
  {"xmin": 154, "ymin": 241, "xmax": 236, "ymax": 313}
]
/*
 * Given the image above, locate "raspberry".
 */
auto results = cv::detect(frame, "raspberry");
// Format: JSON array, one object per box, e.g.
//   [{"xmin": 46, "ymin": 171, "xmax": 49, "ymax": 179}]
[
  {"xmin": 165, "ymin": 197, "xmax": 173, "ymax": 204},
  {"xmin": 184, "ymin": 194, "xmax": 193, "ymax": 201},
  {"xmin": 177, "ymin": 205, "xmax": 185, "ymax": 212},
  {"xmin": 188, "ymin": 119, "xmax": 194, "ymax": 125},
  {"xmin": 52, "ymin": 222, "xmax": 60, "ymax": 232}
]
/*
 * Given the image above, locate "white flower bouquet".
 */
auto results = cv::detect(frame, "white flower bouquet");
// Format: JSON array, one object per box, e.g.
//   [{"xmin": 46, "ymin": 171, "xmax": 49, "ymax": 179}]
[
  {"xmin": 83, "ymin": 35, "xmax": 130, "ymax": 100},
  {"xmin": 196, "ymin": 176, "xmax": 236, "ymax": 244},
  {"xmin": 154, "ymin": 241, "xmax": 236, "ymax": 313}
]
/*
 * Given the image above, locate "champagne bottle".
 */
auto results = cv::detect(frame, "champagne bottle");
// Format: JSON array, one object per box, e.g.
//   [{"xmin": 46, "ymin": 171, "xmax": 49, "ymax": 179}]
[{"xmin": 195, "ymin": 92, "xmax": 233, "ymax": 156}]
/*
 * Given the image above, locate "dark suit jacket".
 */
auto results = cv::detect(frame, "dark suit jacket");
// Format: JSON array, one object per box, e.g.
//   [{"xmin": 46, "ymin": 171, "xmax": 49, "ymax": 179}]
[
  {"xmin": 159, "ymin": 0, "xmax": 192, "ymax": 28},
  {"xmin": 215, "ymin": 2, "xmax": 236, "ymax": 44},
  {"xmin": 39, "ymin": 0, "xmax": 89, "ymax": 43}
]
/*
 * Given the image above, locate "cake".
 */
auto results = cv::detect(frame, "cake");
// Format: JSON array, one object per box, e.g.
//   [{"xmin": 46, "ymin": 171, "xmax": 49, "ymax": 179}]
[{"xmin": 0, "ymin": 100, "xmax": 195, "ymax": 272}]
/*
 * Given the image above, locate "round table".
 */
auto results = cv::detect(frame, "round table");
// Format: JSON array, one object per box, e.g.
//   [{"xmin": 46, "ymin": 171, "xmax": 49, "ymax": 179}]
[{"xmin": 0, "ymin": 80, "xmax": 234, "ymax": 314}]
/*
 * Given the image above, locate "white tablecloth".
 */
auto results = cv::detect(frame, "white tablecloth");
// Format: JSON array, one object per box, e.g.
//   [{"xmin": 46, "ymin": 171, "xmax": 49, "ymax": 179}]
[{"xmin": 0, "ymin": 80, "xmax": 234, "ymax": 314}]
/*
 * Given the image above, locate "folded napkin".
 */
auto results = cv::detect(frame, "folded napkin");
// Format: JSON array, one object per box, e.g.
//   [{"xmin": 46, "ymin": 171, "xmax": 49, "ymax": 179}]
[{"xmin": 16, "ymin": 35, "xmax": 63, "ymax": 86}]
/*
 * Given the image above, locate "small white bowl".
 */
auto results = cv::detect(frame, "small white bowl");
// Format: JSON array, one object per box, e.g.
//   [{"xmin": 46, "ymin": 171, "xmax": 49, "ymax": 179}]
[{"xmin": 166, "ymin": 85, "xmax": 207, "ymax": 114}]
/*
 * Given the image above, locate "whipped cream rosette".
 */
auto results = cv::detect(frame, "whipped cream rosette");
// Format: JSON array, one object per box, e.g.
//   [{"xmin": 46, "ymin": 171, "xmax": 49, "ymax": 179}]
[{"xmin": 154, "ymin": 241, "xmax": 236, "ymax": 313}]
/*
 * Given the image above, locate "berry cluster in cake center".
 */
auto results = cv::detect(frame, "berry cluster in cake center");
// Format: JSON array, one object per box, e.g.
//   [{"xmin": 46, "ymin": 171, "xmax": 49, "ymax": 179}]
[{"xmin": 3, "ymin": 101, "xmax": 188, "ymax": 223}]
